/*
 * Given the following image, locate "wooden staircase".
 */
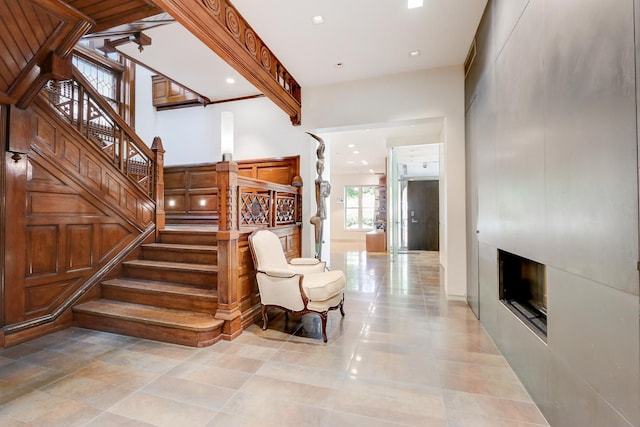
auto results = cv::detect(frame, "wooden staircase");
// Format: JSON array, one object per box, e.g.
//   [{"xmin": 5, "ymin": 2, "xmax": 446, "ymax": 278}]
[{"xmin": 73, "ymin": 226, "xmax": 224, "ymax": 347}]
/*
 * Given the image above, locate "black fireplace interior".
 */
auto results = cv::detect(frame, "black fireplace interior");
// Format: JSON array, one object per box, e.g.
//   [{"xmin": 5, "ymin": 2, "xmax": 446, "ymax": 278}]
[{"xmin": 499, "ymin": 250, "xmax": 547, "ymax": 339}]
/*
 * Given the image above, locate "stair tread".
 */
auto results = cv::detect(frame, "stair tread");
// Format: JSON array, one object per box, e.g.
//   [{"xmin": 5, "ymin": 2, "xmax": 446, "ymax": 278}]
[
  {"xmin": 123, "ymin": 259, "xmax": 217, "ymax": 272},
  {"xmin": 74, "ymin": 300, "xmax": 223, "ymax": 331},
  {"xmin": 102, "ymin": 278, "xmax": 217, "ymax": 297},
  {"xmin": 143, "ymin": 243, "xmax": 217, "ymax": 251}
]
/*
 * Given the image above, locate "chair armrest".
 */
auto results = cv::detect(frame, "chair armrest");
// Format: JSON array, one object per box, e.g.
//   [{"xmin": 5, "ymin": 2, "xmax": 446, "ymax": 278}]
[
  {"xmin": 289, "ymin": 259, "xmax": 326, "ymax": 274},
  {"xmin": 261, "ymin": 268, "xmax": 297, "ymax": 278},
  {"xmin": 290, "ymin": 258, "xmax": 321, "ymax": 265}
]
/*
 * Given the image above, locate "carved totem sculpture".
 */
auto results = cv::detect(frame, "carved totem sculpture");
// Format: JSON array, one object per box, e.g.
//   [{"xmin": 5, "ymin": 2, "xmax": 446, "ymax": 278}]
[{"xmin": 307, "ymin": 132, "xmax": 331, "ymax": 260}]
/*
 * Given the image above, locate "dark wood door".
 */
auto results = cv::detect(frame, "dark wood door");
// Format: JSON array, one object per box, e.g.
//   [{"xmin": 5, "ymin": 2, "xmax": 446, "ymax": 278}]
[{"xmin": 407, "ymin": 180, "xmax": 439, "ymax": 251}]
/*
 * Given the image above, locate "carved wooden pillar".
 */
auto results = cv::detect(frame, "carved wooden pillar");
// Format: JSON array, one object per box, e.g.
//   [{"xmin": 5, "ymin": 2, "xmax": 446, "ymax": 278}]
[
  {"xmin": 151, "ymin": 137, "xmax": 165, "ymax": 237},
  {"xmin": 215, "ymin": 161, "xmax": 243, "ymax": 340}
]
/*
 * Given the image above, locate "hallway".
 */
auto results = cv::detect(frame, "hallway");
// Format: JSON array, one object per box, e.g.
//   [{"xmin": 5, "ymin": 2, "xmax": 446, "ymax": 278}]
[{"xmin": 0, "ymin": 244, "xmax": 548, "ymax": 426}]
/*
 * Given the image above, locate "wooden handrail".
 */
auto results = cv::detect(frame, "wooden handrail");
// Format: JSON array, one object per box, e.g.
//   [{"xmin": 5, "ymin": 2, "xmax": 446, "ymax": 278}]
[
  {"xmin": 71, "ymin": 67, "xmax": 154, "ymax": 159},
  {"xmin": 237, "ymin": 176, "xmax": 300, "ymax": 195}
]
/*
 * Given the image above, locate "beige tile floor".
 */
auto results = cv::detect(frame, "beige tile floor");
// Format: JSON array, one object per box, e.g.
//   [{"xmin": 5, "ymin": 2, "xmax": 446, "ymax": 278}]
[{"xmin": 0, "ymin": 242, "xmax": 549, "ymax": 426}]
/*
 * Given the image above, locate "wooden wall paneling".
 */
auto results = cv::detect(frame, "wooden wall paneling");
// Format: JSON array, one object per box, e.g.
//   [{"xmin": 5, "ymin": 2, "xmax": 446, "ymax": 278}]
[
  {"xmin": 32, "ymin": 100, "xmax": 154, "ymax": 230},
  {"xmin": 0, "ymin": 106, "xmax": 6, "ymax": 329},
  {"xmin": 0, "ymin": 0, "xmax": 93, "ymax": 107},
  {"xmin": 4, "ymin": 107, "xmax": 29, "ymax": 324},
  {"xmin": 237, "ymin": 156, "xmax": 300, "ymax": 186},
  {"xmin": 2, "ymin": 99, "xmax": 153, "ymax": 329},
  {"xmin": 256, "ymin": 166, "xmax": 290, "ymax": 184}
]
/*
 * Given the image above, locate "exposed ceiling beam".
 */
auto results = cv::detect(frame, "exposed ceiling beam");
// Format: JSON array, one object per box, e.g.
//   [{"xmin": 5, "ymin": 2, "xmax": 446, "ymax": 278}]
[{"xmin": 151, "ymin": 0, "xmax": 302, "ymax": 125}]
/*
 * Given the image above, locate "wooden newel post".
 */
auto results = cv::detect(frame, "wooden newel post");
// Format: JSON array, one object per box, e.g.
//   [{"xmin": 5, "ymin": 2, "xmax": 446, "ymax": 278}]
[
  {"xmin": 151, "ymin": 137, "xmax": 165, "ymax": 238},
  {"xmin": 215, "ymin": 160, "xmax": 243, "ymax": 340}
]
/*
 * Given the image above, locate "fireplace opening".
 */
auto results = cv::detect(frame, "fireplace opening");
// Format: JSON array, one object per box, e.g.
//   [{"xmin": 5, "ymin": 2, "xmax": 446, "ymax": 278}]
[{"xmin": 498, "ymin": 250, "xmax": 547, "ymax": 340}]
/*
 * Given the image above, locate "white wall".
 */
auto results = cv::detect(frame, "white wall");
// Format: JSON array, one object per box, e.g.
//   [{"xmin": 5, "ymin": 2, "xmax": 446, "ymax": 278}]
[
  {"xmin": 330, "ymin": 173, "xmax": 380, "ymax": 242},
  {"xmin": 303, "ymin": 66, "xmax": 467, "ymax": 298}
]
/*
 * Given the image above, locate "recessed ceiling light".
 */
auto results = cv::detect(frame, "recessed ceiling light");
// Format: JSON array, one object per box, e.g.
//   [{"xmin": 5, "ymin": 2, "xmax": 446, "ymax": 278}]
[
  {"xmin": 311, "ymin": 15, "xmax": 324, "ymax": 24},
  {"xmin": 353, "ymin": 150, "xmax": 359, "ymax": 154},
  {"xmin": 347, "ymin": 144, "xmax": 355, "ymax": 148},
  {"xmin": 409, "ymin": 50, "xmax": 421, "ymax": 57},
  {"xmin": 369, "ymin": 169, "xmax": 374, "ymax": 174},
  {"xmin": 361, "ymin": 160, "xmax": 368, "ymax": 165},
  {"xmin": 347, "ymin": 161, "xmax": 355, "ymax": 164},
  {"xmin": 408, "ymin": 0, "xmax": 423, "ymax": 9},
  {"xmin": 225, "ymin": 77, "xmax": 235, "ymax": 84}
]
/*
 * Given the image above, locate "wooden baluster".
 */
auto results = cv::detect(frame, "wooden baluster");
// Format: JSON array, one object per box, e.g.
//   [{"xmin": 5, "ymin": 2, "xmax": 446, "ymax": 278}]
[
  {"xmin": 151, "ymin": 136, "xmax": 165, "ymax": 236},
  {"xmin": 215, "ymin": 160, "xmax": 243, "ymax": 340},
  {"xmin": 270, "ymin": 190, "xmax": 277, "ymax": 227}
]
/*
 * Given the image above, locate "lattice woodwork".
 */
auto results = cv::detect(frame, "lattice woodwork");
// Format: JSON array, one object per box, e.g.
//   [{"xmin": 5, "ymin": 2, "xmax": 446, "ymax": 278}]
[
  {"xmin": 240, "ymin": 192, "xmax": 270, "ymax": 225},
  {"xmin": 276, "ymin": 195, "xmax": 296, "ymax": 225}
]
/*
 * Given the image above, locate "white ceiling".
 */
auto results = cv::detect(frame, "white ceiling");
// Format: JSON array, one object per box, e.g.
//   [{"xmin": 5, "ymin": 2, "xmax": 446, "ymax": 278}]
[{"xmin": 118, "ymin": 0, "xmax": 487, "ymax": 175}]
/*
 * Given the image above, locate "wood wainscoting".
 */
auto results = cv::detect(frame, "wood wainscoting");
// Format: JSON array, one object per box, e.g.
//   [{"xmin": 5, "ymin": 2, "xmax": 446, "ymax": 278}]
[
  {"xmin": 2, "ymin": 98, "xmax": 155, "ymax": 347},
  {"xmin": 164, "ymin": 156, "xmax": 300, "ymax": 226}
]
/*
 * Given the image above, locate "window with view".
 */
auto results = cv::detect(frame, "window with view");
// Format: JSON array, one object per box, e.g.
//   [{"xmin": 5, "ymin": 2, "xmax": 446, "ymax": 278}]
[{"xmin": 345, "ymin": 185, "xmax": 376, "ymax": 230}]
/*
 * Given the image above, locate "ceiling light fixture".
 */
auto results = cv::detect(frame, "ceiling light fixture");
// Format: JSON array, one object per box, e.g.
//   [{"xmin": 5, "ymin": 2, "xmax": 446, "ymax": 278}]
[
  {"xmin": 225, "ymin": 77, "xmax": 235, "ymax": 84},
  {"xmin": 311, "ymin": 15, "xmax": 324, "ymax": 24},
  {"xmin": 408, "ymin": 0, "xmax": 424, "ymax": 9},
  {"xmin": 347, "ymin": 144, "xmax": 355, "ymax": 148},
  {"xmin": 353, "ymin": 150, "xmax": 359, "ymax": 154},
  {"xmin": 369, "ymin": 169, "xmax": 374, "ymax": 174},
  {"xmin": 409, "ymin": 50, "xmax": 421, "ymax": 57},
  {"xmin": 361, "ymin": 160, "xmax": 369, "ymax": 165}
]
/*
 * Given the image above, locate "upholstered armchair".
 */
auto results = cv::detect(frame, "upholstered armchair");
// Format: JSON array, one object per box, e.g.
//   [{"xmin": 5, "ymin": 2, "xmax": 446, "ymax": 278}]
[{"xmin": 248, "ymin": 229, "xmax": 346, "ymax": 342}]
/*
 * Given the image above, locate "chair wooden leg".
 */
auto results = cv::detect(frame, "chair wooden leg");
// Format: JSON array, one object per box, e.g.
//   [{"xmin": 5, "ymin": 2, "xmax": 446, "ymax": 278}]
[
  {"xmin": 320, "ymin": 312, "xmax": 328, "ymax": 343},
  {"xmin": 261, "ymin": 305, "xmax": 268, "ymax": 330}
]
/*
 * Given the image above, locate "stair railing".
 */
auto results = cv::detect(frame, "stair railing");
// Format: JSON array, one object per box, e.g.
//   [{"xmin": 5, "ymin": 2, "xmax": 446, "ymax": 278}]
[
  {"xmin": 41, "ymin": 66, "xmax": 156, "ymax": 198},
  {"xmin": 237, "ymin": 177, "xmax": 302, "ymax": 228}
]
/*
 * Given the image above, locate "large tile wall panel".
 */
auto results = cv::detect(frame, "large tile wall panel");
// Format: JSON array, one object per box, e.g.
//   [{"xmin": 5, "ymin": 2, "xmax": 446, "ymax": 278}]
[
  {"xmin": 477, "ymin": 242, "xmax": 498, "ymax": 338},
  {"xmin": 547, "ymin": 352, "xmax": 636, "ymax": 427},
  {"xmin": 465, "ymin": 103, "xmax": 479, "ymax": 317},
  {"xmin": 546, "ymin": 352, "xmax": 599, "ymax": 427},
  {"xmin": 492, "ymin": 0, "xmax": 531, "ymax": 58},
  {"xmin": 547, "ymin": 267, "xmax": 640, "ymax": 426},
  {"xmin": 475, "ymin": 72, "xmax": 499, "ymax": 248},
  {"xmin": 544, "ymin": 0, "xmax": 638, "ymax": 294},
  {"xmin": 496, "ymin": 305, "xmax": 548, "ymax": 414},
  {"xmin": 494, "ymin": 0, "xmax": 546, "ymax": 262},
  {"xmin": 465, "ymin": 2, "xmax": 495, "ymax": 108}
]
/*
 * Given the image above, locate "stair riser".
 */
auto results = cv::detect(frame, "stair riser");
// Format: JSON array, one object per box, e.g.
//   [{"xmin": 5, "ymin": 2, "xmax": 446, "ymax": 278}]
[
  {"xmin": 103, "ymin": 286, "xmax": 217, "ymax": 314},
  {"xmin": 123, "ymin": 265, "xmax": 217, "ymax": 287},
  {"xmin": 73, "ymin": 312, "xmax": 222, "ymax": 347},
  {"xmin": 159, "ymin": 232, "xmax": 217, "ymax": 246},
  {"xmin": 142, "ymin": 248, "xmax": 217, "ymax": 264}
]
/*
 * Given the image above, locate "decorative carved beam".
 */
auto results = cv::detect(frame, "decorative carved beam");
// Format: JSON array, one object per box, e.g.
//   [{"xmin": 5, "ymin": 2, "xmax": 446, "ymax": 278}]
[{"xmin": 151, "ymin": 0, "xmax": 302, "ymax": 125}]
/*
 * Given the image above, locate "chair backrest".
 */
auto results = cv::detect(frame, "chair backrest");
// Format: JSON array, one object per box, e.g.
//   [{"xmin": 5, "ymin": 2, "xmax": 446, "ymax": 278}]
[{"xmin": 248, "ymin": 229, "xmax": 290, "ymax": 271}]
